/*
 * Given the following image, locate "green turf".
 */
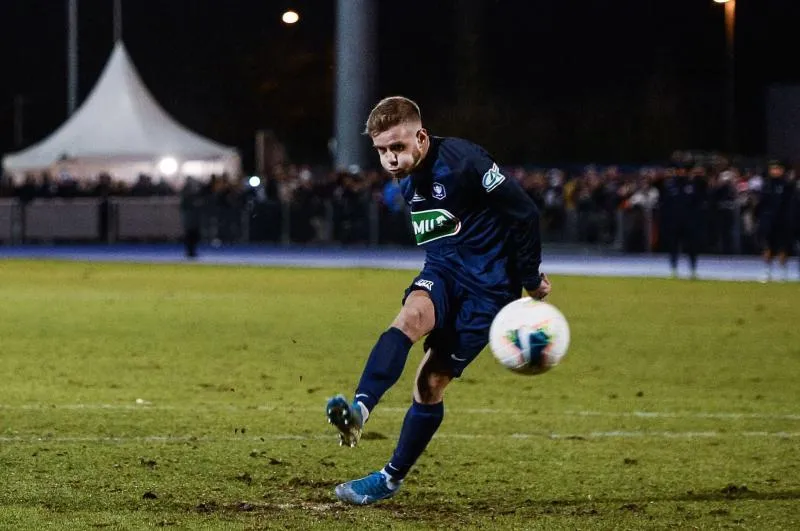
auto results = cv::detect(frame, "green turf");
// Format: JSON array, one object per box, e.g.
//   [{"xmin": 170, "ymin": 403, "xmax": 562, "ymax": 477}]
[{"xmin": 0, "ymin": 259, "xmax": 798, "ymax": 530}]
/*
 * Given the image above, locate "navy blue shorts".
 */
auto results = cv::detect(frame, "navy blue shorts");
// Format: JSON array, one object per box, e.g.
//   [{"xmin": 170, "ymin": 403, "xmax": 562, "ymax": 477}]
[
  {"xmin": 403, "ymin": 265, "xmax": 514, "ymax": 377},
  {"xmin": 760, "ymin": 221, "xmax": 793, "ymax": 253}
]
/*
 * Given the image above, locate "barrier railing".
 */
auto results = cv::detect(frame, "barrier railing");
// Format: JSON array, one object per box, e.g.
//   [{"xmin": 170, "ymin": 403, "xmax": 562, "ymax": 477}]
[
  {"xmin": 24, "ymin": 199, "xmax": 101, "ymax": 241},
  {"xmin": 0, "ymin": 196, "xmax": 756, "ymax": 255},
  {"xmin": 115, "ymin": 197, "xmax": 183, "ymax": 241},
  {"xmin": 0, "ymin": 199, "xmax": 16, "ymax": 243}
]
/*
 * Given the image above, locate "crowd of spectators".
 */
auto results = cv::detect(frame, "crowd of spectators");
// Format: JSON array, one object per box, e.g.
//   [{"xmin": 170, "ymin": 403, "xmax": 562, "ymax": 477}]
[{"xmin": 1, "ymin": 152, "xmax": 797, "ymax": 255}]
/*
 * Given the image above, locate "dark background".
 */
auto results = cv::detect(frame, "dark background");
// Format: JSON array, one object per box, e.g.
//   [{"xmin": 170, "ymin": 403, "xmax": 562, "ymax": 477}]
[{"xmin": 1, "ymin": 0, "xmax": 798, "ymax": 170}]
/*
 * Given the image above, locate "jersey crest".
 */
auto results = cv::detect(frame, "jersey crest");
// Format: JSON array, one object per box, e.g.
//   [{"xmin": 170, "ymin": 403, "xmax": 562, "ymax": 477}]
[
  {"xmin": 410, "ymin": 208, "xmax": 461, "ymax": 245},
  {"xmin": 482, "ymin": 163, "xmax": 506, "ymax": 192}
]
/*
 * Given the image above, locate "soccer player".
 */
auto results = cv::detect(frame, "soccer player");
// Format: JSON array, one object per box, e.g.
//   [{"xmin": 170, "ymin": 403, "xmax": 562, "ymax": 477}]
[
  {"xmin": 657, "ymin": 161, "xmax": 707, "ymax": 279},
  {"xmin": 325, "ymin": 96, "xmax": 551, "ymax": 505},
  {"xmin": 757, "ymin": 160, "xmax": 796, "ymax": 282},
  {"xmin": 794, "ymin": 175, "xmax": 800, "ymax": 280}
]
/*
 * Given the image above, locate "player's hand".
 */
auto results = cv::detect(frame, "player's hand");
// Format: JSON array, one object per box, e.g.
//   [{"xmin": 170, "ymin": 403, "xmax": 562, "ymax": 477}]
[{"xmin": 526, "ymin": 273, "xmax": 551, "ymax": 300}]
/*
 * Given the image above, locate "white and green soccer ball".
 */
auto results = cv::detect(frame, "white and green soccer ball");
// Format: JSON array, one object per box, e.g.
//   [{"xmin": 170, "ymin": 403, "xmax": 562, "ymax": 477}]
[{"xmin": 489, "ymin": 297, "xmax": 571, "ymax": 375}]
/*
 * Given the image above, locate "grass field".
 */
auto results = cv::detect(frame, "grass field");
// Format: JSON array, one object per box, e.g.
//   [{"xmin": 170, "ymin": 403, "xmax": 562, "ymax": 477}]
[{"xmin": 0, "ymin": 260, "xmax": 798, "ymax": 530}]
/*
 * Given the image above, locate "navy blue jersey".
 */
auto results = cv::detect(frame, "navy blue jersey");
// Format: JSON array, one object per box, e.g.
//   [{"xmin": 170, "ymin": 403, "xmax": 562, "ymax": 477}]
[
  {"xmin": 398, "ymin": 136, "xmax": 542, "ymax": 299},
  {"xmin": 795, "ymin": 184, "xmax": 800, "ymax": 236},
  {"xmin": 658, "ymin": 176, "xmax": 707, "ymax": 222},
  {"xmin": 758, "ymin": 177, "xmax": 795, "ymax": 222}
]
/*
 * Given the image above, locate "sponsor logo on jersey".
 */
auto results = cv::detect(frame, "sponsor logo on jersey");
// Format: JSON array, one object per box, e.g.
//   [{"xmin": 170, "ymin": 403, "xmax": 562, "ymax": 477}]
[
  {"xmin": 414, "ymin": 279, "xmax": 434, "ymax": 291},
  {"xmin": 432, "ymin": 182, "xmax": 446, "ymax": 200},
  {"xmin": 482, "ymin": 163, "xmax": 506, "ymax": 192},
  {"xmin": 410, "ymin": 208, "xmax": 461, "ymax": 245}
]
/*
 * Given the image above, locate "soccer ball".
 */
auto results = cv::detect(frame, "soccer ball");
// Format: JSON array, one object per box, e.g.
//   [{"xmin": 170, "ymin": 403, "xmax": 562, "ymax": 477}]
[{"xmin": 489, "ymin": 297, "xmax": 570, "ymax": 375}]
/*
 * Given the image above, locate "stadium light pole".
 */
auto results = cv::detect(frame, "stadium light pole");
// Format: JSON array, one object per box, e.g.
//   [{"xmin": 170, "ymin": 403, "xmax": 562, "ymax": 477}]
[
  {"xmin": 714, "ymin": 0, "xmax": 736, "ymax": 154},
  {"xmin": 113, "ymin": 0, "xmax": 123, "ymax": 43},
  {"xmin": 334, "ymin": 0, "xmax": 377, "ymax": 172},
  {"xmin": 67, "ymin": 0, "xmax": 79, "ymax": 116}
]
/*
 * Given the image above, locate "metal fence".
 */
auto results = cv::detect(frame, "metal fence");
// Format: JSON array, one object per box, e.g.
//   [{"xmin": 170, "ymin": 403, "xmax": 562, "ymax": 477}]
[
  {"xmin": 0, "ymin": 196, "xmax": 758, "ymax": 255},
  {"xmin": 0, "ymin": 199, "xmax": 16, "ymax": 243}
]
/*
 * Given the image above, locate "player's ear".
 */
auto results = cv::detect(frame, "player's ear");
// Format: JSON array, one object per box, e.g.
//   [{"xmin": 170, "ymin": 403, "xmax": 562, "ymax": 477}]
[{"xmin": 416, "ymin": 128, "xmax": 428, "ymax": 147}]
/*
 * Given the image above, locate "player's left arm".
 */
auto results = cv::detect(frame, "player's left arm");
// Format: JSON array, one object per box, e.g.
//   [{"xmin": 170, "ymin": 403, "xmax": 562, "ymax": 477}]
[{"xmin": 470, "ymin": 155, "xmax": 551, "ymax": 299}]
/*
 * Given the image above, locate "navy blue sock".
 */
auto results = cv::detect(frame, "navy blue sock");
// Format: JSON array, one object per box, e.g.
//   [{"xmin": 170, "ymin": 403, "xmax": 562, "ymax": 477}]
[
  {"xmin": 354, "ymin": 327, "xmax": 413, "ymax": 412},
  {"xmin": 384, "ymin": 401, "xmax": 444, "ymax": 481}
]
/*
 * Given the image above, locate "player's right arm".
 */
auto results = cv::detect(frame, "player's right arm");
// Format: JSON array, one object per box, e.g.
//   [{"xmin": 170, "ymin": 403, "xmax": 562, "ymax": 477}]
[{"xmin": 466, "ymin": 149, "xmax": 551, "ymax": 299}]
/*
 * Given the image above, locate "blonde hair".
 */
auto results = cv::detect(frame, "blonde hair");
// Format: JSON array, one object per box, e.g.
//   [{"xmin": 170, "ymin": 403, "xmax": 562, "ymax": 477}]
[{"xmin": 364, "ymin": 96, "xmax": 422, "ymax": 136}]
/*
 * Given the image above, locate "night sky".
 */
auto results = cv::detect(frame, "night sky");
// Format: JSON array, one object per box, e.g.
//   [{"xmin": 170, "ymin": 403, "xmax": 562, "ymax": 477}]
[{"xmin": 1, "ymin": 0, "xmax": 799, "ymax": 170}]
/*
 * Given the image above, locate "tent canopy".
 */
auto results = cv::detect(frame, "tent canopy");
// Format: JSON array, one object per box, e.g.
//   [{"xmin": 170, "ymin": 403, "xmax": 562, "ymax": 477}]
[{"xmin": 2, "ymin": 42, "xmax": 240, "ymax": 183}]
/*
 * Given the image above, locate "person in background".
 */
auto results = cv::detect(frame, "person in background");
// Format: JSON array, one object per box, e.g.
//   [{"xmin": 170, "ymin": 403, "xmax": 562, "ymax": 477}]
[
  {"xmin": 756, "ymin": 160, "xmax": 796, "ymax": 282},
  {"xmin": 180, "ymin": 177, "xmax": 204, "ymax": 259},
  {"xmin": 657, "ymin": 161, "xmax": 707, "ymax": 279}
]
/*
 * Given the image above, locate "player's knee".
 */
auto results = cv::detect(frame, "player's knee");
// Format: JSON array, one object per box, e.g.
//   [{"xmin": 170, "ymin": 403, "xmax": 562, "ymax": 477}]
[
  {"xmin": 392, "ymin": 307, "xmax": 422, "ymax": 338},
  {"xmin": 393, "ymin": 305, "xmax": 432, "ymax": 342}
]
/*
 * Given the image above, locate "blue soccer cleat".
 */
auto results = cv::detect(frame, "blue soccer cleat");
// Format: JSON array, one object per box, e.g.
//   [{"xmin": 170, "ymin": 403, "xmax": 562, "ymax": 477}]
[
  {"xmin": 325, "ymin": 394, "xmax": 364, "ymax": 448},
  {"xmin": 334, "ymin": 471, "xmax": 401, "ymax": 505}
]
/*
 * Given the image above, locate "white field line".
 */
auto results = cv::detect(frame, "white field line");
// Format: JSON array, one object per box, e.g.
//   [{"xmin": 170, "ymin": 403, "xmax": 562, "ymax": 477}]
[
  {"xmin": 563, "ymin": 410, "xmax": 800, "ymax": 421},
  {"xmin": 0, "ymin": 431, "xmax": 799, "ymax": 445},
  {"xmin": 1, "ymin": 403, "xmax": 799, "ymax": 421}
]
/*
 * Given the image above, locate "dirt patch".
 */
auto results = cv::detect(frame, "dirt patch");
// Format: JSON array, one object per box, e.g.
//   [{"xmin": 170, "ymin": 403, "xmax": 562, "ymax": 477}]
[
  {"xmin": 235, "ymin": 472, "xmax": 253, "ymax": 485},
  {"xmin": 286, "ymin": 477, "xmax": 338, "ymax": 488},
  {"xmin": 720, "ymin": 484, "xmax": 750, "ymax": 498}
]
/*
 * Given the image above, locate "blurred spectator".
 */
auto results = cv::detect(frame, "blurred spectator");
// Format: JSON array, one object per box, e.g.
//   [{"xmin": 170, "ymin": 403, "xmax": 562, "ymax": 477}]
[
  {"xmin": 289, "ymin": 168, "xmax": 321, "ymax": 243},
  {"xmin": 91, "ymin": 173, "xmax": 114, "ymax": 241},
  {"xmin": 38, "ymin": 172, "xmax": 57, "ymax": 198},
  {"xmin": 16, "ymin": 174, "xmax": 38, "ymax": 204},
  {"xmin": 333, "ymin": 171, "xmax": 370, "ymax": 245},
  {"xmin": 0, "ymin": 153, "xmax": 795, "ymax": 259},
  {"xmin": 656, "ymin": 162, "xmax": 707, "ymax": 279},
  {"xmin": 130, "ymin": 174, "xmax": 154, "ymax": 197},
  {"xmin": 215, "ymin": 173, "xmax": 241, "ymax": 244},
  {"xmin": 709, "ymin": 168, "xmax": 739, "ymax": 254},
  {"xmin": 794, "ymin": 180, "xmax": 800, "ymax": 279},
  {"xmin": 180, "ymin": 177, "xmax": 203, "ymax": 258},
  {"xmin": 757, "ymin": 160, "xmax": 795, "ymax": 281},
  {"xmin": 542, "ymin": 169, "xmax": 566, "ymax": 241}
]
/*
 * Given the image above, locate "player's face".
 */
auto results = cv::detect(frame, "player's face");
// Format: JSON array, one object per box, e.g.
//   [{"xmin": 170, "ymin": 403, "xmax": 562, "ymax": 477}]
[
  {"xmin": 768, "ymin": 165, "xmax": 784, "ymax": 178},
  {"xmin": 371, "ymin": 124, "xmax": 427, "ymax": 176}
]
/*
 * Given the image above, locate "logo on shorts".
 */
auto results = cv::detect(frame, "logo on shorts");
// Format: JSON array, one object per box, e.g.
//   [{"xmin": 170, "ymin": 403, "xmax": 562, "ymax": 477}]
[
  {"xmin": 432, "ymin": 182, "xmax": 446, "ymax": 200},
  {"xmin": 482, "ymin": 163, "xmax": 506, "ymax": 192},
  {"xmin": 414, "ymin": 279, "xmax": 434, "ymax": 291},
  {"xmin": 410, "ymin": 208, "xmax": 461, "ymax": 245},
  {"xmin": 450, "ymin": 353, "xmax": 467, "ymax": 362}
]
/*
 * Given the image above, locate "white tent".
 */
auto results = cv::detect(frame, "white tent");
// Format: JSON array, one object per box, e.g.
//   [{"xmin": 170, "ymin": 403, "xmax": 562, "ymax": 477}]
[{"xmin": 2, "ymin": 42, "xmax": 240, "ymax": 184}]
